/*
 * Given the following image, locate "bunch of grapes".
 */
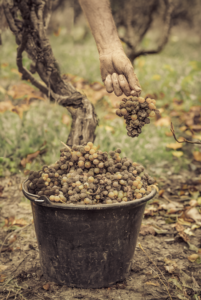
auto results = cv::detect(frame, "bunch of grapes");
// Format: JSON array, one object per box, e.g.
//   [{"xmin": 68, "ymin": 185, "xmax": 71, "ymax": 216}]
[
  {"xmin": 116, "ymin": 96, "xmax": 158, "ymax": 138},
  {"xmin": 27, "ymin": 142, "xmax": 155, "ymax": 205}
]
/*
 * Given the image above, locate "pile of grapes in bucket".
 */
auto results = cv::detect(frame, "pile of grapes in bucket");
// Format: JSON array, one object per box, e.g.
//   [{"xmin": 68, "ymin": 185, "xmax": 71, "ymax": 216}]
[{"xmin": 27, "ymin": 95, "xmax": 156, "ymax": 205}]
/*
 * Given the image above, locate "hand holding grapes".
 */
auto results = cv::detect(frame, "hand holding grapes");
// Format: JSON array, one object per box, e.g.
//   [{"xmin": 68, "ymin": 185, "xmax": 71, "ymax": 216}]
[
  {"xmin": 99, "ymin": 49, "xmax": 141, "ymax": 97},
  {"xmin": 79, "ymin": 0, "xmax": 141, "ymax": 97}
]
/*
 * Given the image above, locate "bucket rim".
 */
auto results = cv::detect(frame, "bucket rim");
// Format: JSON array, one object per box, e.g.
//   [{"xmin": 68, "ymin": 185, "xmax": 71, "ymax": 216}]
[{"xmin": 22, "ymin": 178, "xmax": 157, "ymax": 210}]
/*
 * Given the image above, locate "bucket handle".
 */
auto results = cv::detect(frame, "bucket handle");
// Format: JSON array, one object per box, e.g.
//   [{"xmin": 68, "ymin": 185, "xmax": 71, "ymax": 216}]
[{"xmin": 22, "ymin": 179, "xmax": 52, "ymax": 205}]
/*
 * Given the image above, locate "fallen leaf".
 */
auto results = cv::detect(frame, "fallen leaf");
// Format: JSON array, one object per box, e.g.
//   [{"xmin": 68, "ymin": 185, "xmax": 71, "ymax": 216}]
[
  {"xmin": 144, "ymin": 205, "xmax": 158, "ymax": 216},
  {"xmin": 193, "ymin": 151, "xmax": 201, "ymax": 162},
  {"xmin": 20, "ymin": 150, "xmax": 40, "ymax": 168},
  {"xmin": 166, "ymin": 143, "xmax": 183, "ymax": 150},
  {"xmin": 188, "ymin": 253, "xmax": 199, "ymax": 262},
  {"xmin": 187, "ymin": 242, "xmax": 199, "ymax": 252},
  {"xmin": 175, "ymin": 223, "xmax": 185, "ymax": 232},
  {"xmin": 54, "ymin": 27, "xmax": 61, "ymax": 36},
  {"xmin": 104, "ymin": 114, "xmax": 117, "ymax": 121},
  {"xmin": 172, "ymin": 151, "xmax": 183, "ymax": 157},
  {"xmin": 165, "ymin": 131, "xmax": 173, "ymax": 137},
  {"xmin": 195, "ymin": 256, "xmax": 201, "ymax": 264},
  {"xmin": 176, "ymin": 293, "xmax": 189, "ymax": 300},
  {"xmin": 193, "ymin": 134, "xmax": 201, "ymax": 140},
  {"xmin": 1, "ymin": 63, "xmax": 9, "ymax": 68},
  {"xmin": 179, "ymin": 126, "xmax": 187, "ymax": 132},
  {"xmin": 168, "ymin": 278, "xmax": 182, "ymax": 290},
  {"xmin": 152, "ymin": 74, "xmax": 161, "ymax": 81},
  {"xmin": 8, "ymin": 234, "xmax": 17, "ymax": 244},
  {"xmin": 7, "ymin": 83, "xmax": 46, "ymax": 103},
  {"xmin": 4, "ymin": 216, "xmax": 15, "ymax": 227},
  {"xmin": 1, "ymin": 247, "xmax": 13, "ymax": 253},
  {"xmin": 145, "ymin": 281, "xmax": 159, "ymax": 286},
  {"xmin": 185, "ymin": 207, "xmax": 201, "ymax": 225},
  {"xmin": 11, "ymin": 68, "xmax": 21, "ymax": 76},
  {"xmin": 0, "ymin": 100, "xmax": 14, "ymax": 113},
  {"xmin": 0, "ymin": 274, "xmax": 6, "ymax": 283},
  {"xmin": 164, "ymin": 258, "xmax": 178, "ymax": 274},
  {"xmin": 13, "ymin": 219, "xmax": 27, "ymax": 227},
  {"xmin": 158, "ymin": 189, "xmax": 165, "ymax": 197},
  {"xmin": 191, "ymin": 224, "xmax": 200, "ymax": 230},
  {"xmin": 0, "ymin": 86, "xmax": 6, "ymax": 94},
  {"xmin": 62, "ymin": 114, "xmax": 71, "ymax": 126},
  {"xmin": 155, "ymin": 116, "xmax": 171, "ymax": 127},
  {"xmin": 139, "ymin": 225, "xmax": 156, "ymax": 236},
  {"xmin": 43, "ymin": 283, "xmax": 50, "ymax": 290},
  {"xmin": 11, "ymin": 104, "xmax": 30, "ymax": 119},
  {"xmin": 180, "ymin": 270, "xmax": 195, "ymax": 289},
  {"xmin": 184, "ymin": 228, "xmax": 195, "ymax": 236},
  {"xmin": 198, "ymin": 197, "xmax": 201, "ymax": 205},
  {"xmin": 0, "ymin": 265, "xmax": 8, "ymax": 272},
  {"xmin": 189, "ymin": 199, "xmax": 198, "ymax": 207},
  {"xmin": 175, "ymin": 223, "xmax": 189, "ymax": 242},
  {"xmin": 189, "ymin": 189, "xmax": 199, "ymax": 199}
]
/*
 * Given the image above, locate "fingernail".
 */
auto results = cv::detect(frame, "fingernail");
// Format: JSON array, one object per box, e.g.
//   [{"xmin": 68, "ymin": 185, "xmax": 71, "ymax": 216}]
[
  {"xmin": 112, "ymin": 73, "xmax": 118, "ymax": 80},
  {"xmin": 135, "ymin": 86, "xmax": 141, "ymax": 92},
  {"xmin": 130, "ymin": 90, "xmax": 135, "ymax": 95},
  {"xmin": 119, "ymin": 74, "xmax": 124, "ymax": 81}
]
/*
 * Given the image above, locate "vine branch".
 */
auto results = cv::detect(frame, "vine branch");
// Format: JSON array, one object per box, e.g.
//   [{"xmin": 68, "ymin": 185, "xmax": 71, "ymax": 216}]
[
  {"xmin": 3, "ymin": 0, "xmax": 98, "ymax": 146},
  {"xmin": 170, "ymin": 122, "xmax": 201, "ymax": 145}
]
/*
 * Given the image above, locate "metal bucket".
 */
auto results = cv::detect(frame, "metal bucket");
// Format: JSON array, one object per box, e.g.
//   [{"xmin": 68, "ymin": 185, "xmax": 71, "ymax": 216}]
[{"xmin": 22, "ymin": 179, "xmax": 156, "ymax": 288}]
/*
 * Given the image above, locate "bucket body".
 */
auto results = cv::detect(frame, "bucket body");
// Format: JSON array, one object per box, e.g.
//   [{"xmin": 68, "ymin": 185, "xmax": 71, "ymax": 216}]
[{"xmin": 23, "ymin": 180, "xmax": 156, "ymax": 288}]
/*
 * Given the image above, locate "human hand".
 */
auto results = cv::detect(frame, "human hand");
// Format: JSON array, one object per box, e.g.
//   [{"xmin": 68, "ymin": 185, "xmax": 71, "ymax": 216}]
[{"xmin": 99, "ymin": 49, "xmax": 141, "ymax": 97}]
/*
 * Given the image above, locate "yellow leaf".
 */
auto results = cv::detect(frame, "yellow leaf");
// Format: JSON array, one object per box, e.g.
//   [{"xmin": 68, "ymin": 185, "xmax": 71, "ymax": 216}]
[
  {"xmin": 152, "ymin": 74, "xmax": 161, "ymax": 81},
  {"xmin": 172, "ymin": 151, "xmax": 183, "ymax": 157},
  {"xmin": 0, "ymin": 265, "xmax": 8, "ymax": 272},
  {"xmin": 12, "ymin": 219, "xmax": 27, "ymax": 227},
  {"xmin": 0, "ymin": 101, "xmax": 14, "ymax": 113},
  {"xmin": 188, "ymin": 253, "xmax": 199, "ymax": 262},
  {"xmin": 197, "ymin": 197, "xmax": 201, "ymax": 206},
  {"xmin": 166, "ymin": 143, "xmax": 183, "ymax": 150},
  {"xmin": 0, "ymin": 86, "xmax": 6, "ymax": 94},
  {"xmin": 184, "ymin": 228, "xmax": 195, "ymax": 236},
  {"xmin": 193, "ymin": 151, "xmax": 201, "ymax": 162},
  {"xmin": 20, "ymin": 150, "xmax": 41, "ymax": 168},
  {"xmin": 1, "ymin": 63, "xmax": 8, "ymax": 68},
  {"xmin": 105, "ymin": 126, "xmax": 115, "ymax": 133},
  {"xmin": 62, "ymin": 114, "xmax": 71, "ymax": 126},
  {"xmin": 11, "ymin": 68, "xmax": 21, "ymax": 76},
  {"xmin": 145, "ymin": 281, "xmax": 159, "ymax": 286},
  {"xmin": 0, "ymin": 274, "xmax": 6, "ymax": 283},
  {"xmin": 163, "ymin": 64, "xmax": 174, "ymax": 72},
  {"xmin": 179, "ymin": 126, "xmax": 187, "ymax": 132},
  {"xmin": 177, "ymin": 218, "xmax": 192, "ymax": 226},
  {"xmin": 155, "ymin": 116, "xmax": 171, "ymax": 127},
  {"xmin": 54, "ymin": 27, "xmax": 61, "ymax": 37},
  {"xmin": 192, "ymin": 134, "xmax": 201, "ymax": 140},
  {"xmin": 165, "ymin": 131, "xmax": 173, "ymax": 137},
  {"xmin": 191, "ymin": 224, "xmax": 200, "ymax": 230}
]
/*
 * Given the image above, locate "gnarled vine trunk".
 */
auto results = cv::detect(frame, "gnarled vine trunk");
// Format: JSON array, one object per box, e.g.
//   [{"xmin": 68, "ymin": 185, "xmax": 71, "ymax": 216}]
[{"xmin": 3, "ymin": 0, "xmax": 98, "ymax": 147}]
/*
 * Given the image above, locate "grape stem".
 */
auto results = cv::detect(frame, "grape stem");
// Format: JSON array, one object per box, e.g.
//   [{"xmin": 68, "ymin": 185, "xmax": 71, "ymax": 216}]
[
  {"xmin": 88, "ymin": 187, "xmax": 101, "ymax": 195},
  {"xmin": 60, "ymin": 141, "xmax": 72, "ymax": 152}
]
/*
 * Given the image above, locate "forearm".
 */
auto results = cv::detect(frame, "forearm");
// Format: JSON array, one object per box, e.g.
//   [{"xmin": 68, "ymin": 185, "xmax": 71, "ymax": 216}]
[{"xmin": 79, "ymin": 0, "xmax": 123, "ymax": 55}]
